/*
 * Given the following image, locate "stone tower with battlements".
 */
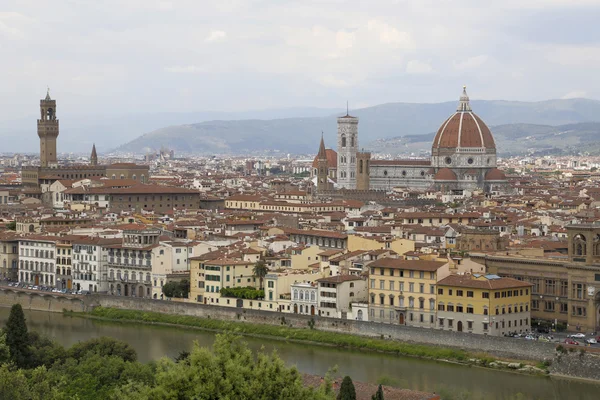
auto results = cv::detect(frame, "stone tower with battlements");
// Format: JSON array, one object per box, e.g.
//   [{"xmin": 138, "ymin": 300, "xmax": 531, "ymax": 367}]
[
  {"xmin": 37, "ymin": 89, "xmax": 59, "ymax": 167},
  {"xmin": 355, "ymin": 151, "xmax": 371, "ymax": 190},
  {"xmin": 337, "ymin": 110, "xmax": 359, "ymax": 189}
]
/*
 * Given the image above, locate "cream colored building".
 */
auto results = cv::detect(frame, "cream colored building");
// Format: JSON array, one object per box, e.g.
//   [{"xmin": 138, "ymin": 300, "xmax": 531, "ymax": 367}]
[{"xmin": 368, "ymin": 258, "xmax": 447, "ymax": 327}]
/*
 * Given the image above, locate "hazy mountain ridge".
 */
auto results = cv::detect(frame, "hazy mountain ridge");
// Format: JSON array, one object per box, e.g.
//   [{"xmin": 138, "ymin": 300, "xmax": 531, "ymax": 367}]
[
  {"xmin": 116, "ymin": 98, "xmax": 600, "ymax": 155},
  {"xmin": 367, "ymin": 122, "xmax": 600, "ymax": 156},
  {"xmin": 0, "ymin": 107, "xmax": 342, "ymax": 154}
]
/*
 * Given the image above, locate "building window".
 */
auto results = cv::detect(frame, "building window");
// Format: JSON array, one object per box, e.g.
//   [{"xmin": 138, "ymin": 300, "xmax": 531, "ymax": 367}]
[{"xmin": 466, "ymin": 291, "xmax": 473, "ymax": 298}]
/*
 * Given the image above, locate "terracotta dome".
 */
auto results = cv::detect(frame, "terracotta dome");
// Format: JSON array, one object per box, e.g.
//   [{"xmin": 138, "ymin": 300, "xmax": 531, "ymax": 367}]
[
  {"xmin": 434, "ymin": 168, "xmax": 458, "ymax": 181},
  {"xmin": 432, "ymin": 87, "xmax": 496, "ymax": 149},
  {"xmin": 485, "ymin": 168, "xmax": 506, "ymax": 181}
]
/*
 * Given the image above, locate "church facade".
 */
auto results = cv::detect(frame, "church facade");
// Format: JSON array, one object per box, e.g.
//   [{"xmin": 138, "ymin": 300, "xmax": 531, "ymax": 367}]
[
  {"xmin": 22, "ymin": 91, "xmax": 149, "ymax": 188},
  {"xmin": 312, "ymin": 87, "xmax": 509, "ymax": 195}
]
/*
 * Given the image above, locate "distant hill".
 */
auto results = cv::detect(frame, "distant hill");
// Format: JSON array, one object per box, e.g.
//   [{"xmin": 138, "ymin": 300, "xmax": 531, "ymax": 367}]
[
  {"xmin": 367, "ymin": 122, "xmax": 600, "ymax": 156},
  {"xmin": 0, "ymin": 107, "xmax": 342, "ymax": 154},
  {"xmin": 115, "ymin": 98, "xmax": 600, "ymax": 155}
]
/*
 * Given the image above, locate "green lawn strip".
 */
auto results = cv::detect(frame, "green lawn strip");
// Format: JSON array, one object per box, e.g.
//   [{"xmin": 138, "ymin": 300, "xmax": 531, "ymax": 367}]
[{"xmin": 67, "ymin": 306, "xmax": 539, "ymax": 369}]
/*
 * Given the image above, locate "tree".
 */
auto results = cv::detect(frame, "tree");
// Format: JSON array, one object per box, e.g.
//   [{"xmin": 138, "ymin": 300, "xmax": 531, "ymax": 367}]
[
  {"xmin": 253, "ymin": 261, "xmax": 269, "ymax": 290},
  {"xmin": 162, "ymin": 280, "xmax": 190, "ymax": 298},
  {"xmin": 5, "ymin": 221, "xmax": 16, "ymax": 231},
  {"xmin": 372, "ymin": 384, "xmax": 385, "ymax": 400},
  {"xmin": 4, "ymin": 304, "xmax": 30, "ymax": 368},
  {"xmin": 337, "ymin": 376, "xmax": 356, "ymax": 400},
  {"xmin": 113, "ymin": 334, "xmax": 333, "ymax": 400},
  {"xmin": 0, "ymin": 331, "xmax": 10, "ymax": 365},
  {"xmin": 68, "ymin": 337, "xmax": 137, "ymax": 362}
]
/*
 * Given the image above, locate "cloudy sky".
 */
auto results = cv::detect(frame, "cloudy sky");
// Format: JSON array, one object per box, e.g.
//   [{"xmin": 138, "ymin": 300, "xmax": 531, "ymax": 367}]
[{"xmin": 1, "ymin": 0, "xmax": 599, "ymax": 120}]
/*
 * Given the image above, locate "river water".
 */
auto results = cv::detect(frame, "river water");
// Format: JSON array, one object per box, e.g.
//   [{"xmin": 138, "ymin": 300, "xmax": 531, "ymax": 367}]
[{"xmin": 0, "ymin": 308, "xmax": 598, "ymax": 400}]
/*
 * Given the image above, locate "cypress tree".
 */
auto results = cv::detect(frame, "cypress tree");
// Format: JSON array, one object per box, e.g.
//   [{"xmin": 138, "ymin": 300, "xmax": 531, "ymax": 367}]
[
  {"xmin": 337, "ymin": 375, "xmax": 357, "ymax": 400},
  {"xmin": 372, "ymin": 384, "xmax": 385, "ymax": 400},
  {"xmin": 4, "ymin": 303, "xmax": 29, "ymax": 367}
]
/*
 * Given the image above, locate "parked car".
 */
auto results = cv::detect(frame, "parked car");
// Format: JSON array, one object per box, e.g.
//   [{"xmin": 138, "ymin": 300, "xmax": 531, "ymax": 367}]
[
  {"xmin": 563, "ymin": 339, "xmax": 579, "ymax": 345},
  {"xmin": 586, "ymin": 338, "xmax": 598, "ymax": 344},
  {"xmin": 525, "ymin": 335, "xmax": 535, "ymax": 340},
  {"xmin": 569, "ymin": 333, "xmax": 586, "ymax": 339}
]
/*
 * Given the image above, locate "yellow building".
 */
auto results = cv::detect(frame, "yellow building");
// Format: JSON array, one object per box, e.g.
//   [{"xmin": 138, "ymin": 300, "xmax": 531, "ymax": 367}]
[
  {"xmin": 436, "ymin": 273, "xmax": 532, "ymax": 336},
  {"xmin": 367, "ymin": 258, "xmax": 448, "ymax": 327},
  {"xmin": 290, "ymin": 245, "xmax": 323, "ymax": 270},
  {"xmin": 189, "ymin": 258, "xmax": 257, "ymax": 305}
]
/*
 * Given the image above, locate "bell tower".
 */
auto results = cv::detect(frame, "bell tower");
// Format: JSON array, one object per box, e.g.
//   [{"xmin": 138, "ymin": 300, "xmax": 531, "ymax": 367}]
[
  {"xmin": 37, "ymin": 88, "xmax": 59, "ymax": 167},
  {"xmin": 337, "ymin": 105, "xmax": 358, "ymax": 189}
]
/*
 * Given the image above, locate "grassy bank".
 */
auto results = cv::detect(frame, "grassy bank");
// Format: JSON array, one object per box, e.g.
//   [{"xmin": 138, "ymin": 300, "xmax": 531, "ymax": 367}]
[{"xmin": 70, "ymin": 306, "xmax": 504, "ymax": 365}]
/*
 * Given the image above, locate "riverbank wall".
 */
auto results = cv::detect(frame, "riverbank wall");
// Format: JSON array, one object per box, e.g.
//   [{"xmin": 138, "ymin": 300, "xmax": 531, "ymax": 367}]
[
  {"xmin": 0, "ymin": 287, "xmax": 555, "ymax": 361},
  {"xmin": 95, "ymin": 295, "xmax": 559, "ymax": 362},
  {"xmin": 5, "ymin": 287, "xmax": 600, "ymax": 381}
]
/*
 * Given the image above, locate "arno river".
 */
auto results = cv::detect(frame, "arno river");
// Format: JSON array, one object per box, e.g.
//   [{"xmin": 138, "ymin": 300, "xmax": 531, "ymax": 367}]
[{"xmin": 1, "ymin": 308, "xmax": 598, "ymax": 399}]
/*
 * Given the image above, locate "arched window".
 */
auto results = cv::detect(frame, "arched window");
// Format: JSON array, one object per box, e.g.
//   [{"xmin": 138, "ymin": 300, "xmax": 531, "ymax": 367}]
[
  {"xmin": 573, "ymin": 234, "xmax": 586, "ymax": 256},
  {"xmin": 310, "ymin": 291, "xmax": 315, "ymax": 302},
  {"xmin": 341, "ymin": 135, "xmax": 346, "ymax": 147},
  {"xmin": 351, "ymin": 136, "xmax": 355, "ymax": 147},
  {"xmin": 293, "ymin": 290, "xmax": 298, "ymax": 300},
  {"xmin": 359, "ymin": 160, "xmax": 363, "ymax": 173},
  {"xmin": 300, "ymin": 291, "xmax": 304, "ymax": 300}
]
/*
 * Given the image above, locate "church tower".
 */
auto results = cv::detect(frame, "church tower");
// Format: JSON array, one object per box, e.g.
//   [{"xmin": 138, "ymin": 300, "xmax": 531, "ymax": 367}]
[
  {"xmin": 337, "ymin": 108, "xmax": 358, "ymax": 189},
  {"xmin": 37, "ymin": 89, "xmax": 59, "ymax": 167},
  {"xmin": 90, "ymin": 144, "xmax": 98, "ymax": 166},
  {"xmin": 316, "ymin": 134, "xmax": 331, "ymax": 193}
]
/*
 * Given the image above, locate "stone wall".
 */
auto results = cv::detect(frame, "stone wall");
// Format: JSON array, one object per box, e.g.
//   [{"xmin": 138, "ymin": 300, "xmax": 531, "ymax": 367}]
[
  {"xmin": 92, "ymin": 295, "xmax": 556, "ymax": 361},
  {"xmin": 5, "ymin": 289, "xmax": 600, "ymax": 380},
  {"xmin": 0, "ymin": 288, "xmax": 86, "ymax": 313},
  {"xmin": 549, "ymin": 351, "xmax": 600, "ymax": 381}
]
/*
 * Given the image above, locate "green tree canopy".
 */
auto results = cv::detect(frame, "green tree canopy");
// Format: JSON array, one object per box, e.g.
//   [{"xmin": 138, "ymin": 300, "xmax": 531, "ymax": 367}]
[
  {"xmin": 68, "ymin": 337, "xmax": 137, "ymax": 362},
  {"xmin": 114, "ymin": 334, "xmax": 333, "ymax": 400},
  {"xmin": 253, "ymin": 260, "xmax": 269, "ymax": 290},
  {"xmin": 162, "ymin": 280, "xmax": 190, "ymax": 298},
  {"xmin": 5, "ymin": 304, "xmax": 30, "ymax": 368},
  {"xmin": 372, "ymin": 384, "xmax": 385, "ymax": 400},
  {"xmin": 337, "ymin": 375, "xmax": 357, "ymax": 400}
]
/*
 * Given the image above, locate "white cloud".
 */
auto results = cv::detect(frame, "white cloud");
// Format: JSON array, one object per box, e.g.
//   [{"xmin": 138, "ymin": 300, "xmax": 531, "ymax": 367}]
[
  {"xmin": 205, "ymin": 30, "xmax": 227, "ymax": 43},
  {"xmin": 406, "ymin": 60, "xmax": 433, "ymax": 74},
  {"xmin": 453, "ymin": 55, "xmax": 489, "ymax": 70},
  {"xmin": 367, "ymin": 19, "xmax": 414, "ymax": 49},
  {"xmin": 335, "ymin": 30, "xmax": 355, "ymax": 50},
  {"xmin": 317, "ymin": 75, "xmax": 349, "ymax": 88},
  {"xmin": 164, "ymin": 65, "xmax": 206, "ymax": 73},
  {"xmin": 562, "ymin": 90, "xmax": 587, "ymax": 99}
]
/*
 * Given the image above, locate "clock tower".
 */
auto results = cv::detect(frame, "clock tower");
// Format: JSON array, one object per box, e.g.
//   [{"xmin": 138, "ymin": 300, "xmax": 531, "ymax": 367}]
[
  {"xmin": 37, "ymin": 89, "xmax": 59, "ymax": 167},
  {"xmin": 337, "ymin": 111, "xmax": 359, "ymax": 189}
]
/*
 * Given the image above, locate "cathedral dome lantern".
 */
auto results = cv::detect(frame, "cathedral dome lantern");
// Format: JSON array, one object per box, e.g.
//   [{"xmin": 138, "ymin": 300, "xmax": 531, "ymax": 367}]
[
  {"xmin": 431, "ymin": 86, "xmax": 497, "ymax": 170},
  {"xmin": 432, "ymin": 86, "xmax": 495, "ymax": 150}
]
